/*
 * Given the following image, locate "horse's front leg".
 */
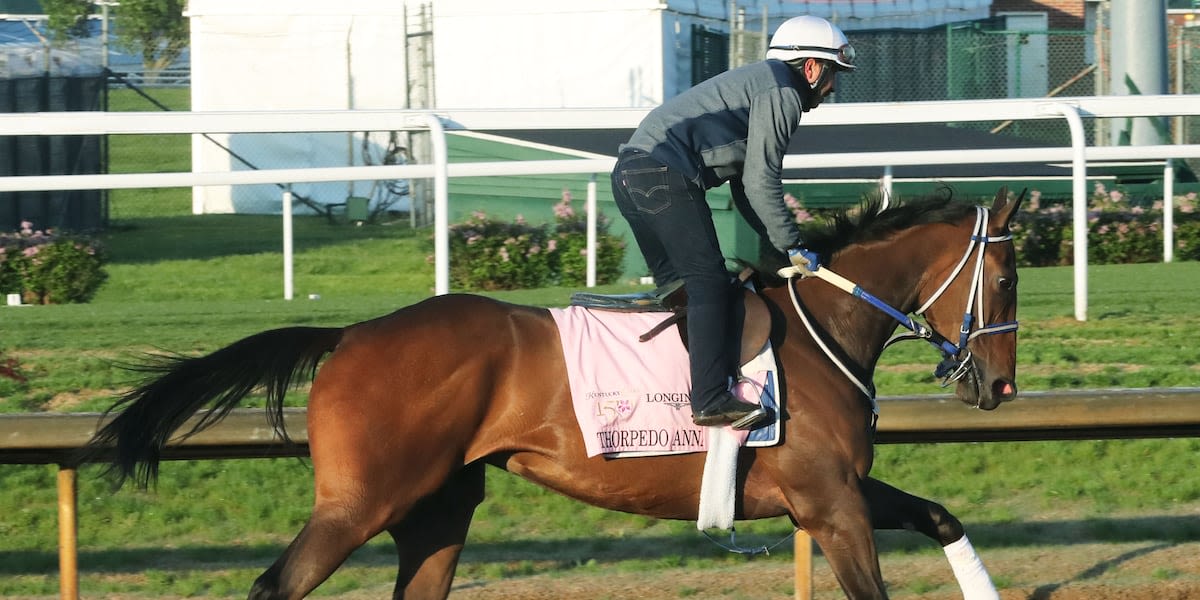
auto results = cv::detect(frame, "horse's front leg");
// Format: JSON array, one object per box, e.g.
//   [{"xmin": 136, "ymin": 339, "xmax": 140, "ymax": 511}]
[
  {"xmin": 862, "ymin": 477, "xmax": 999, "ymax": 600},
  {"xmin": 788, "ymin": 477, "xmax": 889, "ymax": 599}
]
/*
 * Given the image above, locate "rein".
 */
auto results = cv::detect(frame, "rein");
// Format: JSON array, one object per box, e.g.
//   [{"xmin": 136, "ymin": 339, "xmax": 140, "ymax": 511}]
[{"xmin": 778, "ymin": 206, "xmax": 1018, "ymax": 403}]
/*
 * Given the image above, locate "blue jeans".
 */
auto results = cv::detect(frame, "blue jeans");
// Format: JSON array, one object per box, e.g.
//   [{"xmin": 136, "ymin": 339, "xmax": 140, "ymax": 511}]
[{"xmin": 611, "ymin": 151, "xmax": 739, "ymax": 414}]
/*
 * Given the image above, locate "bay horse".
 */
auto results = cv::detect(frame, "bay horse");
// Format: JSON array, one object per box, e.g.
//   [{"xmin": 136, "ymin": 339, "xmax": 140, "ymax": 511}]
[{"xmin": 86, "ymin": 187, "xmax": 1024, "ymax": 599}]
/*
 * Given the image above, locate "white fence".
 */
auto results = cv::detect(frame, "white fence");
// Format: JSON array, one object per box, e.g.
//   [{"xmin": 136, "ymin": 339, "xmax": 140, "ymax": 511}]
[{"xmin": 3, "ymin": 95, "xmax": 1200, "ymax": 320}]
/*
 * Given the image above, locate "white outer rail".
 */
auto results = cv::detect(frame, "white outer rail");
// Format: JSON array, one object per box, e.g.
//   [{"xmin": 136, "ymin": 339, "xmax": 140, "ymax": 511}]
[{"xmin": 3, "ymin": 95, "xmax": 1200, "ymax": 315}]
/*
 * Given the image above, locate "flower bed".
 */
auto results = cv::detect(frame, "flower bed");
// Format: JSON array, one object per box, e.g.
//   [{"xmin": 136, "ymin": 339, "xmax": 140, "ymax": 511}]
[
  {"xmin": 444, "ymin": 191, "xmax": 626, "ymax": 291},
  {"xmin": 0, "ymin": 221, "xmax": 107, "ymax": 304}
]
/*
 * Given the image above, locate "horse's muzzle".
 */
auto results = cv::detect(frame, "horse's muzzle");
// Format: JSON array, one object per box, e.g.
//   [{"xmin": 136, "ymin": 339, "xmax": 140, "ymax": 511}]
[{"xmin": 956, "ymin": 359, "xmax": 1017, "ymax": 410}]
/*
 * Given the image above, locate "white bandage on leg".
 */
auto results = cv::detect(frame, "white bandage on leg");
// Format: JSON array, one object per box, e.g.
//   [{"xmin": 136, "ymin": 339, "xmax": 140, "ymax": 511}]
[
  {"xmin": 696, "ymin": 425, "xmax": 739, "ymax": 530},
  {"xmin": 942, "ymin": 535, "xmax": 1000, "ymax": 600}
]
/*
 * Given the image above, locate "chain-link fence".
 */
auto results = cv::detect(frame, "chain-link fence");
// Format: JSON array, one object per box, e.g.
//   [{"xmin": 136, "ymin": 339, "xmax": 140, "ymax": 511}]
[
  {"xmin": 726, "ymin": 7, "xmax": 1200, "ymax": 176},
  {"xmin": 836, "ymin": 23, "xmax": 1098, "ymax": 146},
  {"xmin": 1173, "ymin": 24, "xmax": 1200, "ymax": 175}
]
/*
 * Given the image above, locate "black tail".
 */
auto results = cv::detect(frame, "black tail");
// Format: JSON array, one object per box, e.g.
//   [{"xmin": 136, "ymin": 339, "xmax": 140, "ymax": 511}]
[{"xmin": 81, "ymin": 326, "xmax": 343, "ymax": 488}]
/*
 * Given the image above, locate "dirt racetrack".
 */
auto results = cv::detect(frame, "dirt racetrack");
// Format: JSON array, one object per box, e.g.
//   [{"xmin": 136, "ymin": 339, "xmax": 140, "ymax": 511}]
[{"xmin": 435, "ymin": 541, "xmax": 1200, "ymax": 599}]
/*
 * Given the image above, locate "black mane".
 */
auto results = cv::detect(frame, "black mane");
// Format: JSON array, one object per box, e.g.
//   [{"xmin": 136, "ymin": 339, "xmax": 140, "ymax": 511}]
[
  {"xmin": 804, "ymin": 190, "xmax": 977, "ymax": 257},
  {"xmin": 749, "ymin": 189, "xmax": 979, "ymax": 286}
]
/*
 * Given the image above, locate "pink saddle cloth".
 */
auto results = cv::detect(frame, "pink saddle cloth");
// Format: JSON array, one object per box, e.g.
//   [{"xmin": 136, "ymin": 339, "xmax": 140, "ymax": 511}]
[{"xmin": 549, "ymin": 306, "xmax": 781, "ymax": 458}]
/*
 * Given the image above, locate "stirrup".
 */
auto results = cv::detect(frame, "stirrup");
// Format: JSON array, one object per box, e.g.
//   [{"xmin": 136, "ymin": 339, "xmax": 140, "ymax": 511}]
[{"xmin": 730, "ymin": 407, "xmax": 768, "ymax": 430}]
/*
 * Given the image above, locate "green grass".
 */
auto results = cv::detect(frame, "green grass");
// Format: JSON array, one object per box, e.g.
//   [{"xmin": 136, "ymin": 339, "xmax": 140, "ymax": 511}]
[
  {"xmin": 5, "ymin": 87, "xmax": 1192, "ymax": 596},
  {"xmin": 2, "ymin": 173, "xmax": 1200, "ymax": 596},
  {"xmin": 106, "ymin": 86, "xmax": 193, "ymax": 220}
]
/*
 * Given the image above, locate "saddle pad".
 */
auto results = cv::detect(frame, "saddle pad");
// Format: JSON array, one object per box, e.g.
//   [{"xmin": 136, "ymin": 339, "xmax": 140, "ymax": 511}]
[{"xmin": 549, "ymin": 305, "xmax": 782, "ymax": 458}]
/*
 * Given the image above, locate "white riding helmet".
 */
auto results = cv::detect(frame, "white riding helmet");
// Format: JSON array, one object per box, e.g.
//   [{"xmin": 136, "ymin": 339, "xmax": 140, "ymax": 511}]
[{"xmin": 766, "ymin": 15, "xmax": 856, "ymax": 71}]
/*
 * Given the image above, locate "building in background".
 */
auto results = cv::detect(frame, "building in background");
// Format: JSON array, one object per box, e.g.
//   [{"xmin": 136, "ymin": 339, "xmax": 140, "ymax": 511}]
[{"xmin": 185, "ymin": 0, "xmax": 997, "ymax": 215}]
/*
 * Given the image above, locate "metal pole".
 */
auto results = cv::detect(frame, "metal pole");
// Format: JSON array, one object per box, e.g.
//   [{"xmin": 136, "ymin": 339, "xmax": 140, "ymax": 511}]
[
  {"xmin": 100, "ymin": 3, "xmax": 109, "ymax": 70},
  {"xmin": 1176, "ymin": 24, "xmax": 1185, "ymax": 145},
  {"xmin": 879, "ymin": 165, "xmax": 894, "ymax": 208},
  {"xmin": 1164, "ymin": 160, "xmax": 1175, "ymax": 263},
  {"xmin": 1044, "ymin": 103, "xmax": 1089, "ymax": 321},
  {"xmin": 793, "ymin": 531, "xmax": 813, "ymax": 600},
  {"xmin": 586, "ymin": 175, "xmax": 597, "ymax": 288},
  {"xmin": 427, "ymin": 114, "xmax": 450, "ymax": 296},
  {"xmin": 282, "ymin": 187, "xmax": 294, "ymax": 300},
  {"xmin": 57, "ymin": 467, "xmax": 79, "ymax": 600}
]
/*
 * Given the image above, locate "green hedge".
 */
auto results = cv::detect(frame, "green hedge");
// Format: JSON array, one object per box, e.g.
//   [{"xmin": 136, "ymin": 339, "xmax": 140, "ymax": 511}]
[
  {"xmin": 447, "ymin": 191, "xmax": 626, "ymax": 290},
  {"xmin": 1011, "ymin": 187, "xmax": 1200, "ymax": 267},
  {"xmin": 0, "ymin": 222, "xmax": 107, "ymax": 304}
]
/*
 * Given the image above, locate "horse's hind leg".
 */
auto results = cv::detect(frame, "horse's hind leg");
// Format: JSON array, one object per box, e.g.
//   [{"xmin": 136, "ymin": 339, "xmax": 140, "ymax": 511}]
[
  {"xmin": 862, "ymin": 477, "xmax": 999, "ymax": 600},
  {"xmin": 386, "ymin": 463, "xmax": 486, "ymax": 600},
  {"xmin": 247, "ymin": 459, "xmax": 470, "ymax": 600},
  {"xmin": 248, "ymin": 501, "xmax": 379, "ymax": 600}
]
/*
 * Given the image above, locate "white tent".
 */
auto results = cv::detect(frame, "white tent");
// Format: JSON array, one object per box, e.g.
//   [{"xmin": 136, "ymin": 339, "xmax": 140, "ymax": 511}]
[
  {"xmin": 187, "ymin": 0, "xmax": 993, "ymax": 214},
  {"xmin": 188, "ymin": 0, "xmax": 411, "ymax": 214}
]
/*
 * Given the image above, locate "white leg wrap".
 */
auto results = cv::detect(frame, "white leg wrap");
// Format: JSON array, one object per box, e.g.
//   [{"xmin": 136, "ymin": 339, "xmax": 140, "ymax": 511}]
[
  {"xmin": 696, "ymin": 426, "xmax": 738, "ymax": 531},
  {"xmin": 942, "ymin": 535, "xmax": 999, "ymax": 600}
]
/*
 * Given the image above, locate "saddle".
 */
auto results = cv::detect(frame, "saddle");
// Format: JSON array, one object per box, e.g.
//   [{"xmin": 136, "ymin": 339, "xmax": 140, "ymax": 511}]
[{"xmin": 569, "ymin": 270, "xmax": 771, "ymax": 366}]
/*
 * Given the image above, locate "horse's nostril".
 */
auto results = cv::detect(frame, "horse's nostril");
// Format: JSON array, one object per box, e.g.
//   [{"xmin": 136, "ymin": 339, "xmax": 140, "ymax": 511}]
[{"xmin": 992, "ymin": 379, "xmax": 1017, "ymax": 399}]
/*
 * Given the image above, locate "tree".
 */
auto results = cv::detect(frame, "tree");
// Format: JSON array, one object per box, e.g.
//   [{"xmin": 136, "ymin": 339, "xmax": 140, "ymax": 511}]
[
  {"xmin": 41, "ymin": 0, "xmax": 93, "ymax": 42},
  {"xmin": 112, "ymin": 0, "xmax": 188, "ymax": 78},
  {"xmin": 38, "ymin": 0, "xmax": 188, "ymax": 79}
]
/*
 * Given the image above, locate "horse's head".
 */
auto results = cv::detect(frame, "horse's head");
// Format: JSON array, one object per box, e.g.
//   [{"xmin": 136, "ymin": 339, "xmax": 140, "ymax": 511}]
[{"xmin": 918, "ymin": 187, "xmax": 1024, "ymax": 410}]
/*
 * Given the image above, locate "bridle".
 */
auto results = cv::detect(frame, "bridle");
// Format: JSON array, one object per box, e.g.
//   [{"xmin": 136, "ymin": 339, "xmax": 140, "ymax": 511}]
[{"xmin": 779, "ymin": 206, "xmax": 1018, "ymax": 410}]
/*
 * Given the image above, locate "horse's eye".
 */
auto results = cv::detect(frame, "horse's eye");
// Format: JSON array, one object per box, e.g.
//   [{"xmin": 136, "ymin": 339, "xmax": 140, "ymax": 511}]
[{"xmin": 997, "ymin": 276, "xmax": 1016, "ymax": 291}]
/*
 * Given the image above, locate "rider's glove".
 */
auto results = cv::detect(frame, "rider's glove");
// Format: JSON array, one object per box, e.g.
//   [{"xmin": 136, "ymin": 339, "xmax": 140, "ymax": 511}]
[{"xmin": 787, "ymin": 246, "xmax": 821, "ymax": 277}]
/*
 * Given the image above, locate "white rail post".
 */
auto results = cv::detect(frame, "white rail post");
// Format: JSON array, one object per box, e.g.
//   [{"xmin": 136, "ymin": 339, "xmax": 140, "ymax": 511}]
[
  {"xmin": 879, "ymin": 165, "xmax": 894, "ymax": 208},
  {"xmin": 282, "ymin": 186, "xmax": 294, "ymax": 301},
  {"xmin": 427, "ymin": 114, "xmax": 450, "ymax": 296},
  {"xmin": 587, "ymin": 175, "xmax": 598, "ymax": 288},
  {"xmin": 1044, "ymin": 103, "xmax": 1089, "ymax": 321},
  {"xmin": 1164, "ymin": 159, "xmax": 1175, "ymax": 263}
]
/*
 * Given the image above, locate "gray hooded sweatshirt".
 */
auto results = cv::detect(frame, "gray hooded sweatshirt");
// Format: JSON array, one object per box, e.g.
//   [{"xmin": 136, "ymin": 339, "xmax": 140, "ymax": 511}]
[{"xmin": 620, "ymin": 59, "xmax": 811, "ymax": 252}]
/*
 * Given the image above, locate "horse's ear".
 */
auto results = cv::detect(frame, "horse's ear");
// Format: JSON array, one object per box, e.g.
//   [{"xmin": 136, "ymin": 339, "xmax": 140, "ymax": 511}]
[{"xmin": 991, "ymin": 186, "xmax": 1025, "ymax": 232}]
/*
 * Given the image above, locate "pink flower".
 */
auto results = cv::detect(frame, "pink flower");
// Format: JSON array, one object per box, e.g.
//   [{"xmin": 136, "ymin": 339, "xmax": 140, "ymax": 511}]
[
  {"xmin": 547, "ymin": 239, "xmax": 558, "ymax": 252},
  {"xmin": 498, "ymin": 247, "xmax": 510, "ymax": 262},
  {"xmin": 554, "ymin": 199, "xmax": 575, "ymax": 220}
]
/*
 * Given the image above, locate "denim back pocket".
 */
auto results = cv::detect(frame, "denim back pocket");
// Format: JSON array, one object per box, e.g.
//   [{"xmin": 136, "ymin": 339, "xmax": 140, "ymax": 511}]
[{"xmin": 621, "ymin": 165, "xmax": 673, "ymax": 215}]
